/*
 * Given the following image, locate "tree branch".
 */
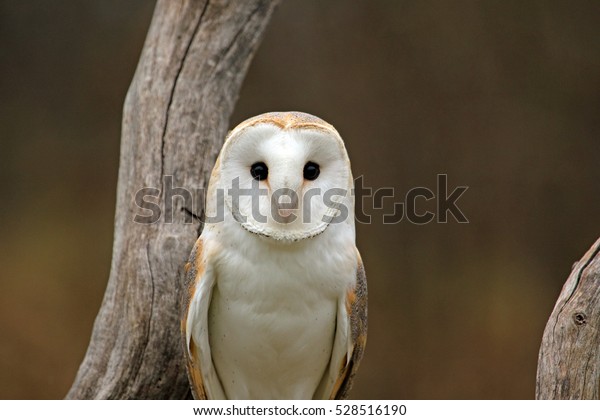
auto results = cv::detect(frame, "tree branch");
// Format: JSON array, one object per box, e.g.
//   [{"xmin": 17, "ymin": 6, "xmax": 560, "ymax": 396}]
[{"xmin": 536, "ymin": 237, "xmax": 600, "ymax": 399}]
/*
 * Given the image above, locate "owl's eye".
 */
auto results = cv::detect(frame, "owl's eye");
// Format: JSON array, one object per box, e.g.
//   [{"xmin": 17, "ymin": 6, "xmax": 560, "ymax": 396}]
[
  {"xmin": 303, "ymin": 161, "xmax": 320, "ymax": 181},
  {"xmin": 250, "ymin": 162, "xmax": 268, "ymax": 181}
]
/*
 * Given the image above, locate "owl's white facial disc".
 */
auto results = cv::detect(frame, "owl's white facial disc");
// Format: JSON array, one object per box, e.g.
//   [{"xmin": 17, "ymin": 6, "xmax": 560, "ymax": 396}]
[{"xmin": 215, "ymin": 119, "xmax": 353, "ymax": 242}]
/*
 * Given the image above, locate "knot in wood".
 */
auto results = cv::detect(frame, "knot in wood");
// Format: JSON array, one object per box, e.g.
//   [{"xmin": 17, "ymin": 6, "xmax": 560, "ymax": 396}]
[{"xmin": 573, "ymin": 312, "xmax": 587, "ymax": 326}]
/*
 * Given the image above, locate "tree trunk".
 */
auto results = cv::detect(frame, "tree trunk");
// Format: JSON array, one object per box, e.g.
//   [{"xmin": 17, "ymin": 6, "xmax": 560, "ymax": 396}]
[
  {"xmin": 67, "ymin": 0, "xmax": 278, "ymax": 399},
  {"xmin": 536, "ymin": 237, "xmax": 600, "ymax": 399}
]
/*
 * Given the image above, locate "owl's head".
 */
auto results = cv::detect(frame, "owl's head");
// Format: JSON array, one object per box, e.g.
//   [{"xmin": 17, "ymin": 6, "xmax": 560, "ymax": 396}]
[{"xmin": 207, "ymin": 112, "xmax": 354, "ymax": 242}]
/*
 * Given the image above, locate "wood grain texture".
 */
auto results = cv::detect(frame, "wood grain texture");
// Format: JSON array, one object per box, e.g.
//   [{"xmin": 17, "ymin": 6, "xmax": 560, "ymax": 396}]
[
  {"xmin": 536, "ymin": 237, "xmax": 600, "ymax": 399},
  {"xmin": 66, "ymin": 0, "xmax": 278, "ymax": 399}
]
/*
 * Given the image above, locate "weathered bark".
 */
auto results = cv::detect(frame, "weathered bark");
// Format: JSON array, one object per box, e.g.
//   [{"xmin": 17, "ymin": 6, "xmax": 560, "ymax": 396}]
[
  {"xmin": 67, "ymin": 0, "xmax": 278, "ymax": 399},
  {"xmin": 536, "ymin": 237, "xmax": 600, "ymax": 399}
]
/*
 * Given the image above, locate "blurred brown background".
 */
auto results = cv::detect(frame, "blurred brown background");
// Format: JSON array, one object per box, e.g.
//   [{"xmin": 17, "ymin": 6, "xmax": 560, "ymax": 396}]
[{"xmin": 1, "ymin": 0, "xmax": 599, "ymax": 399}]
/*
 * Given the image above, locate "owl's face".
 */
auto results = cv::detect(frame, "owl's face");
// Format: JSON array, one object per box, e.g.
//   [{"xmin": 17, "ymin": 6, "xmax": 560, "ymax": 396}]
[{"xmin": 211, "ymin": 112, "xmax": 354, "ymax": 242}]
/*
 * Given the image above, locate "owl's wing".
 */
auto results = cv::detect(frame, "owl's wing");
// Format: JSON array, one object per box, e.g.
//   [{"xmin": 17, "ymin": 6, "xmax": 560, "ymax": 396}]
[
  {"xmin": 181, "ymin": 238, "xmax": 225, "ymax": 399},
  {"xmin": 315, "ymin": 248, "xmax": 368, "ymax": 399}
]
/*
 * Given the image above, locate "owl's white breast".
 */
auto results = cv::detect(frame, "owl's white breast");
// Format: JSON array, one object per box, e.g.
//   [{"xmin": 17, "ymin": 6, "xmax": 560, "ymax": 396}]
[{"xmin": 204, "ymin": 214, "xmax": 357, "ymax": 399}]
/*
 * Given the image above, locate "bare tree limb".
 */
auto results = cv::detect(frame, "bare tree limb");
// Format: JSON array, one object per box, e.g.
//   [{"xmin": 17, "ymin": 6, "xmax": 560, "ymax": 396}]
[
  {"xmin": 536, "ymin": 237, "xmax": 600, "ymax": 399},
  {"xmin": 67, "ymin": 0, "xmax": 278, "ymax": 399}
]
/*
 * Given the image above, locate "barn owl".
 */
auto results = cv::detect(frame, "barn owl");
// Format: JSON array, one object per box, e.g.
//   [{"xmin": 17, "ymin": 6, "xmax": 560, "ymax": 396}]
[{"xmin": 181, "ymin": 111, "xmax": 367, "ymax": 399}]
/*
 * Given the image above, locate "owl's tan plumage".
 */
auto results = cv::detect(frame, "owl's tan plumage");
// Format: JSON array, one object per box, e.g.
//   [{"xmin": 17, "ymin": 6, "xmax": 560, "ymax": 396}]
[{"xmin": 181, "ymin": 112, "xmax": 367, "ymax": 399}]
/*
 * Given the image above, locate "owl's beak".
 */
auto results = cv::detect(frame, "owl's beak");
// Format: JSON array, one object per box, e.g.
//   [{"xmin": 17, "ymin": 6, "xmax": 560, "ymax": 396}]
[
  {"xmin": 274, "ymin": 191, "xmax": 298, "ymax": 223},
  {"xmin": 268, "ymin": 157, "xmax": 302, "ymax": 224}
]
